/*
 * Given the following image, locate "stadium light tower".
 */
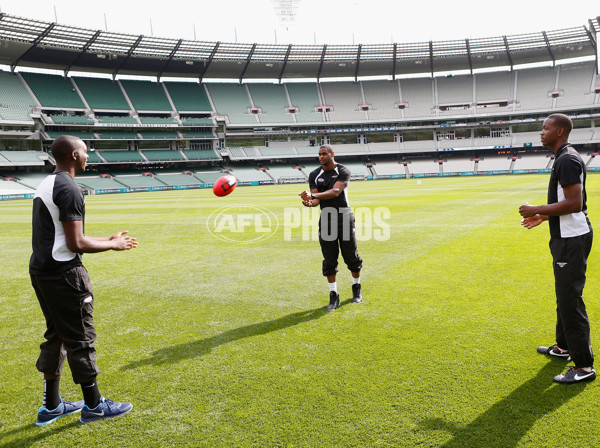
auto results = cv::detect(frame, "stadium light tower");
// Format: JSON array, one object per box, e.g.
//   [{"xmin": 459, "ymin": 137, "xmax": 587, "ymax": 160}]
[
  {"xmin": 591, "ymin": 17, "xmax": 600, "ymax": 75},
  {"xmin": 272, "ymin": 0, "xmax": 301, "ymax": 30},
  {"xmin": 597, "ymin": 24, "xmax": 599, "ymax": 74}
]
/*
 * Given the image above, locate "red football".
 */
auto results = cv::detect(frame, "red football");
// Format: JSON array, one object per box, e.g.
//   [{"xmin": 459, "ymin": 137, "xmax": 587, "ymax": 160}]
[{"xmin": 213, "ymin": 174, "xmax": 237, "ymax": 197}]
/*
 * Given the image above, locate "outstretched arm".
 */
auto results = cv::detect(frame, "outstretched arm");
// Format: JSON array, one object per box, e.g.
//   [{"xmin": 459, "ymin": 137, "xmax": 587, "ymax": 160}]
[{"xmin": 62, "ymin": 220, "xmax": 138, "ymax": 253}]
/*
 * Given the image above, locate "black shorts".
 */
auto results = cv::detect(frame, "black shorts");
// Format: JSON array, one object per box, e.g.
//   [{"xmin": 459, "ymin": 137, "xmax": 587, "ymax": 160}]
[
  {"xmin": 31, "ymin": 265, "xmax": 99, "ymax": 383},
  {"xmin": 318, "ymin": 207, "xmax": 363, "ymax": 276}
]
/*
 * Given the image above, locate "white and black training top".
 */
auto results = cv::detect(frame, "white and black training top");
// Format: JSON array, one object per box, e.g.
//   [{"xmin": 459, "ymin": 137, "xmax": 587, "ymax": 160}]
[
  {"xmin": 308, "ymin": 163, "xmax": 351, "ymax": 210},
  {"xmin": 30, "ymin": 171, "xmax": 85, "ymax": 275},
  {"xmin": 548, "ymin": 144, "xmax": 592, "ymax": 239}
]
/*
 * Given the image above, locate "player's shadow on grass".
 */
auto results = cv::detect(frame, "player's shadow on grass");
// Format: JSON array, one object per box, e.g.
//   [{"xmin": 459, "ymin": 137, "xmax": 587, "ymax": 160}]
[
  {"xmin": 419, "ymin": 361, "xmax": 587, "ymax": 448},
  {"xmin": 0, "ymin": 421, "xmax": 79, "ymax": 448},
  {"xmin": 122, "ymin": 305, "xmax": 332, "ymax": 370}
]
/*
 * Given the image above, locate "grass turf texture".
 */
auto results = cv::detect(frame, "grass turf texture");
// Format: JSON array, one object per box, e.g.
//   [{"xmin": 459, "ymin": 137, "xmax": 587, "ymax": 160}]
[{"xmin": 1, "ymin": 174, "xmax": 599, "ymax": 447}]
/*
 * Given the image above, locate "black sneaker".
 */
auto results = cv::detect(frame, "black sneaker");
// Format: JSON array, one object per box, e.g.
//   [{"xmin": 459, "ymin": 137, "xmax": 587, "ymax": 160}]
[
  {"xmin": 537, "ymin": 345, "xmax": 571, "ymax": 360},
  {"xmin": 352, "ymin": 284, "xmax": 363, "ymax": 303},
  {"xmin": 327, "ymin": 292, "xmax": 340, "ymax": 311},
  {"xmin": 553, "ymin": 367, "xmax": 596, "ymax": 384}
]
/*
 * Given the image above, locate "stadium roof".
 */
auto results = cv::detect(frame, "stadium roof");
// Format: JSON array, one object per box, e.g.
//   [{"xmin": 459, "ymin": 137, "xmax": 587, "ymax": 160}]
[{"xmin": 0, "ymin": 13, "xmax": 597, "ymax": 81}]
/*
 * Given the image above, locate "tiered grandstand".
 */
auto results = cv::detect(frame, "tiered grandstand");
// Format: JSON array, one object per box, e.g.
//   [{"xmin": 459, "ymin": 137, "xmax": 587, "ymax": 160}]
[{"xmin": 0, "ymin": 12, "xmax": 599, "ymax": 198}]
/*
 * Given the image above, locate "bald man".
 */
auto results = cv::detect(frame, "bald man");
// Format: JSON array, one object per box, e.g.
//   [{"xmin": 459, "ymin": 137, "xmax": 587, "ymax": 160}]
[
  {"xmin": 31, "ymin": 136, "xmax": 138, "ymax": 425},
  {"xmin": 519, "ymin": 114, "xmax": 594, "ymax": 384}
]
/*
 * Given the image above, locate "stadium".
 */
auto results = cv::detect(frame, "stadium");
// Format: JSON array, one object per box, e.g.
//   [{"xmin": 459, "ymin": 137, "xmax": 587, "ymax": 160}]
[
  {"xmin": 0, "ymin": 13, "xmax": 599, "ymax": 196},
  {"xmin": 1, "ymin": 3, "xmax": 600, "ymax": 446}
]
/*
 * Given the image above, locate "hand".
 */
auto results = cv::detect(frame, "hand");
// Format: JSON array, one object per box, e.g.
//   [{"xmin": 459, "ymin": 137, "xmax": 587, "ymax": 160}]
[
  {"xmin": 299, "ymin": 191, "xmax": 311, "ymax": 201},
  {"xmin": 302, "ymin": 199, "xmax": 313, "ymax": 207},
  {"xmin": 521, "ymin": 215, "xmax": 544, "ymax": 229},
  {"xmin": 519, "ymin": 203, "xmax": 537, "ymax": 218},
  {"xmin": 110, "ymin": 230, "xmax": 129, "ymax": 240},
  {"xmin": 110, "ymin": 231, "xmax": 138, "ymax": 250}
]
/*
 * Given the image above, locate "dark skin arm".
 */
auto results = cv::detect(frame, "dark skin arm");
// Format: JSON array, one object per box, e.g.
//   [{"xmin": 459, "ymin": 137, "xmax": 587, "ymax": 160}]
[
  {"xmin": 62, "ymin": 220, "xmax": 138, "ymax": 253},
  {"xmin": 519, "ymin": 182, "xmax": 583, "ymax": 229},
  {"xmin": 299, "ymin": 181, "xmax": 346, "ymax": 207}
]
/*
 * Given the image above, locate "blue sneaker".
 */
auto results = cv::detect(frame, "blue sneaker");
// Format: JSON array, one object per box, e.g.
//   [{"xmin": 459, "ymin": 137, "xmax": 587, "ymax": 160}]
[
  {"xmin": 36, "ymin": 397, "xmax": 84, "ymax": 426},
  {"xmin": 80, "ymin": 397, "xmax": 133, "ymax": 423}
]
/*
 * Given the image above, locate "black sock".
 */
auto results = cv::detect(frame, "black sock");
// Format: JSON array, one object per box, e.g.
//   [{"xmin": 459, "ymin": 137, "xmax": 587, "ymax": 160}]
[
  {"xmin": 43, "ymin": 378, "xmax": 61, "ymax": 410},
  {"xmin": 80, "ymin": 379, "xmax": 101, "ymax": 408}
]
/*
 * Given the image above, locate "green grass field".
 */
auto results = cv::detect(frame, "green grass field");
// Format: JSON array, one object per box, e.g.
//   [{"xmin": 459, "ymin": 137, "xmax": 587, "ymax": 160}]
[{"xmin": 1, "ymin": 174, "xmax": 599, "ymax": 447}]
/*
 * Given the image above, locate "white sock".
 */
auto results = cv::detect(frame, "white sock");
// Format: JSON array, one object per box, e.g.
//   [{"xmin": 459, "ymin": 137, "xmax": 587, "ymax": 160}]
[
  {"xmin": 328, "ymin": 282, "xmax": 337, "ymax": 293},
  {"xmin": 352, "ymin": 276, "xmax": 361, "ymax": 285}
]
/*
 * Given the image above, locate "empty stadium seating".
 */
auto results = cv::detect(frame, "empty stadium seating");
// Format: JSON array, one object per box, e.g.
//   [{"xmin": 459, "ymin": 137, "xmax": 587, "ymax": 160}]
[
  {"xmin": 87, "ymin": 151, "xmax": 104, "ymax": 164},
  {"xmin": 296, "ymin": 146, "xmax": 320, "ymax": 156},
  {"xmin": 139, "ymin": 116, "xmax": 178, "ymax": 125},
  {"xmin": 0, "ymin": 178, "xmax": 35, "ymax": 195},
  {"xmin": 183, "ymin": 149, "xmax": 219, "ymax": 160},
  {"xmin": 320, "ymin": 82, "xmax": 367, "ymax": 123},
  {"xmin": 2, "ymin": 58, "xmax": 600, "ymax": 200},
  {"xmin": 120, "ymin": 80, "xmax": 172, "ymax": 111},
  {"xmin": 555, "ymin": 62, "xmax": 596, "ymax": 109},
  {"xmin": 400, "ymin": 77, "xmax": 436, "ymax": 118},
  {"xmin": 21, "ymin": 72, "xmax": 85, "ymax": 109},
  {"xmin": 181, "ymin": 131, "xmax": 214, "ymax": 139},
  {"xmin": 285, "ymin": 83, "xmax": 324, "ymax": 123},
  {"xmin": 139, "ymin": 131, "xmax": 180, "ymax": 139},
  {"xmin": 0, "ymin": 70, "xmax": 37, "ymax": 122},
  {"xmin": 437, "ymin": 76, "xmax": 473, "ymax": 111},
  {"xmin": 407, "ymin": 159, "xmax": 441, "ymax": 175},
  {"xmin": 141, "ymin": 150, "xmax": 185, "ymax": 161},
  {"xmin": 181, "ymin": 117, "xmax": 214, "ymax": 126},
  {"xmin": 476, "ymin": 155, "xmax": 513, "ymax": 172},
  {"xmin": 74, "ymin": 77, "xmax": 130, "ymax": 111},
  {"xmin": 47, "ymin": 114, "xmax": 94, "ymax": 125},
  {"xmin": 46, "ymin": 131, "xmax": 97, "ymax": 140},
  {"xmin": 206, "ymin": 83, "xmax": 258, "ymax": 125},
  {"xmin": 371, "ymin": 161, "xmax": 406, "ymax": 177},
  {"xmin": 227, "ymin": 167, "xmax": 272, "ymax": 183},
  {"xmin": 98, "ymin": 150, "xmax": 146, "ymax": 163},
  {"xmin": 193, "ymin": 170, "xmax": 225, "ymax": 184},
  {"xmin": 262, "ymin": 166, "xmax": 305, "ymax": 182},
  {"xmin": 475, "ymin": 71, "xmax": 515, "ymax": 115},
  {"xmin": 515, "ymin": 67, "xmax": 555, "ymax": 112},
  {"xmin": 512, "ymin": 154, "xmax": 552, "ymax": 170},
  {"xmin": 154, "ymin": 172, "xmax": 203, "ymax": 186},
  {"xmin": 259, "ymin": 146, "xmax": 297, "ymax": 157},
  {"xmin": 96, "ymin": 115, "xmax": 138, "ymax": 125},
  {"xmin": 112, "ymin": 174, "xmax": 167, "ymax": 189},
  {"xmin": 164, "ymin": 82, "xmax": 212, "ymax": 112},
  {"xmin": 96, "ymin": 130, "xmax": 139, "ymax": 140},
  {"xmin": 75, "ymin": 175, "xmax": 128, "ymax": 191},
  {"xmin": 336, "ymin": 161, "xmax": 371, "ymax": 178},
  {"xmin": 442, "ymin": 157, "xmax": 475, "ymax": 174},
  {"xmin": 361, "ymin": 80, "xmax": 403, "ymax": 121},
  {"xmin": 247, "ymin": 84, "xmax": 294, "ymax": 124},
  {"xmin": 11, "ymin": 172, "xmax": 49, "ymax": 189},
  {"xmin": 588, "ymin": 154, "xmax": 600, "ymax": 169}
]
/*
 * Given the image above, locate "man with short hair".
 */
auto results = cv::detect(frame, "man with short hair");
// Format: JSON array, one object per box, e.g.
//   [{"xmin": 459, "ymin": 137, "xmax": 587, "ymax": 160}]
[
  {"xmin": 31, "ymin": 135, "xmax": 138, "ymax": 425},
  {"xmin": 300, "ymin": 144, "xmax": 363, "ymax": 311},
  {"xmin": 519, "ymin": 113, "xmax": 595, "ymax": 383}
]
